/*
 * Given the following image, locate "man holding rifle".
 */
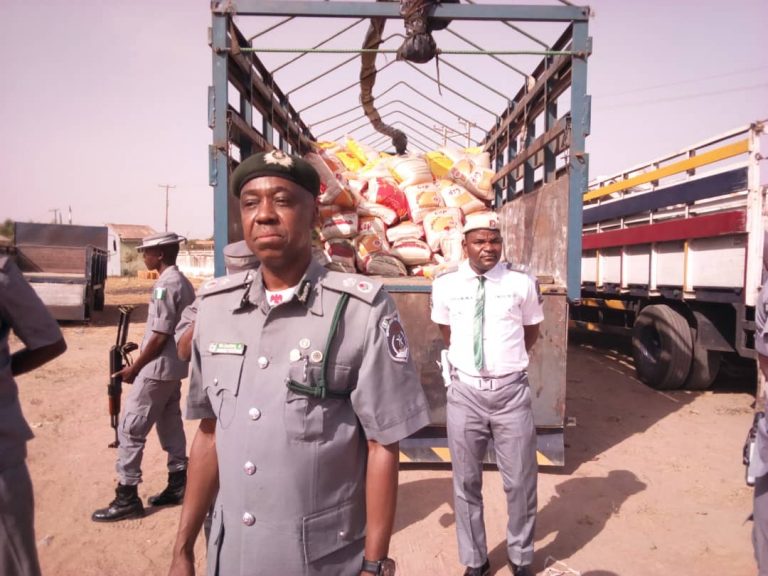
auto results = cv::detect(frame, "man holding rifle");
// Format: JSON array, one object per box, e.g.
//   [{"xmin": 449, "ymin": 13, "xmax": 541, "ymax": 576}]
[{"xmin": 92, "ymin": 232, "xmax": 195, "ymax": 522}]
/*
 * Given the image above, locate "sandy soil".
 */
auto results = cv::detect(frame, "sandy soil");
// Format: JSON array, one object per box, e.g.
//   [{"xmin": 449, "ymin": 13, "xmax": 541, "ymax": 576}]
[{"xmin": 13, "ymin": 277, "xmax": 758, "ymax": 575}]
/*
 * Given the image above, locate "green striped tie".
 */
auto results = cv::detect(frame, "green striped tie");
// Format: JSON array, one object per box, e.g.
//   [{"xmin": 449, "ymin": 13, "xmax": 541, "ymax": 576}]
[{"xmin": 474, "ymin": 275, "xmax": 486, "ymax": 370}]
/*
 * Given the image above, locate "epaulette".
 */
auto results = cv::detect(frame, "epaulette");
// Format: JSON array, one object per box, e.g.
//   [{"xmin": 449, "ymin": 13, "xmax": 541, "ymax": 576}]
[
  {"xmin": 198, "ymin": 270, "xmax": 253, "ymax": 298},
  {"xmin": 322, "ymin": 271, "xmax": 382, "ymax": 305}
]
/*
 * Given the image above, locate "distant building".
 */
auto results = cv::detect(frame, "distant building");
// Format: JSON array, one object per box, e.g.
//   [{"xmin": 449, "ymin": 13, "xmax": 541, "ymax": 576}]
[
  {"xmin": 105, "ymin": 224, "xmax": 157, "ymax": 276},
  {"xmin": 178, "ymin": 239, "xmax": 215, "ymax": 278}
]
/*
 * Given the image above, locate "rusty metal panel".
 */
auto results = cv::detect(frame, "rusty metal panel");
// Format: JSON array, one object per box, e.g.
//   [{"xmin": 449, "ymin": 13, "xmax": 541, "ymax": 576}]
[
  {"xmin": 14, "ymin": 222, "xmax": 108, "ymax": 251},
  {"xmin": 388, "ymin": 289, "xmax": 446, "ymax": 425},
  {"xmin": 527, "ymin": 294, "xmax": 567, "ymax": 427},
  {"xmin": 389, "ymin": 286, "xmax": 566, "ymax": 430},
  {"xmin": 501, "ymin": 176, "xmax": 569, "ymax": 291}
]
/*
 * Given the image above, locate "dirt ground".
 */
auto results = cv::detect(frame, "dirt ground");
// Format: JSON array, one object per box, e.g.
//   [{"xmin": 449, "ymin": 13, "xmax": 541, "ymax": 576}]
[{"xmin": 13, "ymin": 277, "xmax": 759, "ymax": 575}]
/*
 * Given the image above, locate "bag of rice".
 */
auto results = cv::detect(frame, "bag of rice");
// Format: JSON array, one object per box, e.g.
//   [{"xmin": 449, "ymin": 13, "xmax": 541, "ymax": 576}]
[
  {"xmin": 358, "ymin": 216, "xmax": 388, "ymax": 242},
  {"xmin": 321, "ymin": 212, "xmax": 358, "ymax": 240},
  {"xmin": 305, "ymin": 152, "xmax": 346, "ymax": 205},
  {"xmin": 365, "ymin": 253, "xmax": 408, "ymax": 277},
  {"xmin": 404, "ymin": 182, "xmax": 443, "ymax": 223},
  {"xmin": 425, "ymin": 150, "xmax": 454, "ymax": 179},
  {"xmin": 366, "ymin": 178, "xmax": 409, "ymax": 221},
  {"xmin": 438, "ymin": 180, "xmax": 487, "ymax": 215},
  {"xmin": 439, "ymin": 230, "xmax": 464, "ymax": 262},
  {"xmin": 386, "ymin": 221, "xmax": 424, "ymax": 244},
  {"xmin": 449, "ymin": 158, "xmax": 495, "ymax": 202},
  {"xmin": 357, "ymin": 201, "xmax": 398, "ymax": 226},
  {"xmin": 390, "ymin": 155, "xmax": 433, "ymax": 189},
  {"xmin": 390, "ymin": 239, "xmax": 432, "ymax": 266},
  {"xmin": 355, "ymin": 231, "xmax": 389, "ymax": 272},
  {"xmin": 423, "ymin": 207, "xmax": 463, "ymax": 251},
  {"xmin": 324, "ymin": 238, "xmax": 356, "ymax": 271}
]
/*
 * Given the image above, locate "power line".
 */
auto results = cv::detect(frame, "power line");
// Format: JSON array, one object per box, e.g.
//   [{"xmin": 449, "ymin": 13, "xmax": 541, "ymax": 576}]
[
  {"xmin": 600, "ymin": 82, "xmax": 768, "ymax": 112},
  {"xmin": 594, "ymin": 65, "xmax": 768, "ymax": 100}
]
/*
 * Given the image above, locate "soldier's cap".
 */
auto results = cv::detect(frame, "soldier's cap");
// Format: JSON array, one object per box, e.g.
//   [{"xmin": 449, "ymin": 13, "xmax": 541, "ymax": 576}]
[
  {"xmin": 136, "ymin": 232, "xmax": 186, "ymax": 251},
  {"xmin": 231, "ymin": 150, "xmax": 320, "ymax": 198},
  {"xmin": 462, "ymin": 211, "xmax": 500, "ymax": 235}
]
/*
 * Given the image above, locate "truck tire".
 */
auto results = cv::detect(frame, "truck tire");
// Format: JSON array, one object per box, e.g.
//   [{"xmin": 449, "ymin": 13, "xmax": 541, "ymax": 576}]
[
  {"xmin": 94, "ymin": 288, "xmax": 105, "ymax": 312},
  {"xmin": 631, "ymin": 305, "xmax": 693, "ymax": 390},
  {"xmin": 683, "ymin": 344, "xmax": 721, "ymax": 390}
]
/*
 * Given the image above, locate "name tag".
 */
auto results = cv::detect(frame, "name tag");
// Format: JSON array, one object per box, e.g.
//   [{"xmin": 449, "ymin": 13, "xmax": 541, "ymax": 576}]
[{"xmin": 208, "ymin": 342, "xmax": 246, "ymax": 355}]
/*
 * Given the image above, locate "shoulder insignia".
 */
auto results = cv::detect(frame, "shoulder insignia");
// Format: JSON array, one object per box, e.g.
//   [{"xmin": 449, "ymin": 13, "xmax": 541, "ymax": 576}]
[
  {"xmin": 153, "ymin": 287, "xmax": 167, "ymax": 300},
  {"xmin": 322, "ymin": 271, "xmax": 382, "ymax": 304},
  {"xmin": 199, "ymin": 270, "xmax": 253, "ymax": 298},
  {"xmin": 381, "ymin": 313, "xmax": 409, "ymax": 363}
]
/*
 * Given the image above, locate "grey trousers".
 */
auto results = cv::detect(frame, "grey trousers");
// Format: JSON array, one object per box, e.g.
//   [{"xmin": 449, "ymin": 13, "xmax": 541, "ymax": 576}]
[
  {"xmin": 755, "ymin": 473, "xmax": 768, "ymax": 575},
  {"xmin": 446, "ymin": 374, "xmax": 537, "ymax": 567},
  {"xmin": 0, "ymin": 462, "xmax": 41, "ymax": 576},
  {"xmin": 116, "ymin": 375, "xmax": 188, "ymax": 485}
]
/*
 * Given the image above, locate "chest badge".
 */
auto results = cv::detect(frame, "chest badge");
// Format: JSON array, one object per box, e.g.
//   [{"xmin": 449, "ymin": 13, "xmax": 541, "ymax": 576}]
[
  {"xmin": 299, "ymin": 338, "xmax": 311, "ymax": 350},
  {"xmin": 381, "ymin": 315, "xmax": 409, "ymax": 363},
  {"xmin": 309, "ymin": 350, "xmax": 324, "ymax": 363},
  {"xmin": 208, "ymin": 342, "xmax": 246, "ymax": 355},
  {"xmin": 289, "ymin": 349, "xmax": 302, "ymax": 362}
]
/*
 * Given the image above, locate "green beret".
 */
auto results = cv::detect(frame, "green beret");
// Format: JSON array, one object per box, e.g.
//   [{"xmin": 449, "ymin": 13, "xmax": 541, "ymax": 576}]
[{"xmin": 231, "ymin": 150, "xmax": 320, "ymax": 198}]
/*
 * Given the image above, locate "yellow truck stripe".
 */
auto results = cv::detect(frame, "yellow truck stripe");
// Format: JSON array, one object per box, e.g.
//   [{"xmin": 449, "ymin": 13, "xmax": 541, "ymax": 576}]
[{"xmin": 584, "ymin": 139, "xmax": 749, "ymax": 202}]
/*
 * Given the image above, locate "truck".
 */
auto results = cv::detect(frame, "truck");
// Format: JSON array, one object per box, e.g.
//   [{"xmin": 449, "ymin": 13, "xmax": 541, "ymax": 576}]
[
  {"xmin": 14, "ymin": 222, "xmax": 108, "ymax": 321},
  {"xmin": 572, "ymin": 122, "xmax": 766, "ymax": 390},
  {"xmin": 207, "ymin": 1, "xmax": 592, "ymax": 466}
]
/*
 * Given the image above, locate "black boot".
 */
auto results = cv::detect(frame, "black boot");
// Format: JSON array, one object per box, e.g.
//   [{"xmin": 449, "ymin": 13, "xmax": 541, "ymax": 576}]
[
  {"xmin": 148, "ymin": 470, "xmax": 187, "ymax": 507},
  {"xmin": 92, "ymin": 484, "xmax": 145, "ymax": 522}
]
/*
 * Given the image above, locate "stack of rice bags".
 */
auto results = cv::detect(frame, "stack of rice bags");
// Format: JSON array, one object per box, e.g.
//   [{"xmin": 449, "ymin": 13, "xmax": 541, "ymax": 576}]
[{"xmin": 305, "ymin": 137, "xmax": 497, "ymax": 278}]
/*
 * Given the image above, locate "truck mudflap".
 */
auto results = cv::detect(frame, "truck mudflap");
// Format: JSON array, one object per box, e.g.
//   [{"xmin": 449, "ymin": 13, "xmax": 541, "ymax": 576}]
[{"xmin": 399, "ymin": 427, "xmax": 564, "ymax": 467}]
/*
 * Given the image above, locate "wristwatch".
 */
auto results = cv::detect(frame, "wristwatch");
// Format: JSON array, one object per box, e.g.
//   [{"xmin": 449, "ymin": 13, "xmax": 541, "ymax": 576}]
[{"xmin": 361, "ymin": 557, "xmax": 396, "ymax": 576}]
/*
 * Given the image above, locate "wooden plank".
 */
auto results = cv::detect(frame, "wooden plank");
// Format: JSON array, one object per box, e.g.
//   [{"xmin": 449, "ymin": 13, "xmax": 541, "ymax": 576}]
[
  {"xmin": 581, "ymin": 209, "xmax": 747, "ymax": 250},
  {"xmin": 584, "ymin": 139, "xmax": 749, "ymax": 202}
]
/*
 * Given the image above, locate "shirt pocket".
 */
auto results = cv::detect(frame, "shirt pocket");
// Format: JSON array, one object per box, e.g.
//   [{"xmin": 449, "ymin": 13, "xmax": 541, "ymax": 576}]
[
  {"xmin": 284, "ymin": 362, "xmax": 353, "ymax": 442},
  {"xmin": 202, "ymin": 352, "xmax": 244, "ymax": 429},
  {"xmin": 302, "ymin": 497, "xmax": 365, "ymax": 564}
]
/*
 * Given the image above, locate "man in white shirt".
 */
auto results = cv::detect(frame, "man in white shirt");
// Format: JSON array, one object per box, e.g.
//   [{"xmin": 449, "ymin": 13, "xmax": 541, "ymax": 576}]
[{"xmin": 431, "ymin": 211, "xmax": 543, "ymax": 576}]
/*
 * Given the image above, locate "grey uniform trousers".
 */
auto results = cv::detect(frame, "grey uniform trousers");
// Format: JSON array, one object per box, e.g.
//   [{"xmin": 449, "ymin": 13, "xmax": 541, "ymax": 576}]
[
  {"xmin": 116, "ymin": 374, "xmax": 187, "ymax": 485},
  {"xmin": 755, "ymin": 473, "xmax": 768, "ymax": 575},
  {"xmin": 0, "ymin": 462, "xmax": 41, "ymax": 576},
  {"xmin": 446, "ymin": 373, "xmax": 537, "ymax": 567}
]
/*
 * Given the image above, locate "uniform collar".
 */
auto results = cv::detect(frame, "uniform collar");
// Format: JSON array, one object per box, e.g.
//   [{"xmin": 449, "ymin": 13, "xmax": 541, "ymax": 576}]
[
  {"xmin": 247, "ymin": 259, "xmax": 325, "ymax": 315},
  {"xmin": 458, "ymin": 259, "xmax": 504, "ymax": 282},
  {"xmin": 157, "ymin": 264, "xmax": 178, "ymax": 280}
]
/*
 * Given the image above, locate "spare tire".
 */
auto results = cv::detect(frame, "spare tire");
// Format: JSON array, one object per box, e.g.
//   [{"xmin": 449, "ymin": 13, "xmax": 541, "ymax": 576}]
[{"xmin": 631, "ymin": 304, "xmax": 693, "ymax": 390}]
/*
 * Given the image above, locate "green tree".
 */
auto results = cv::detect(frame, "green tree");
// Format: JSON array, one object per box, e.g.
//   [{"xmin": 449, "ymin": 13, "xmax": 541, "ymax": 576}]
[{"xmin": 0, "ymin": 219, "xmax": 13, "ymax": 241}]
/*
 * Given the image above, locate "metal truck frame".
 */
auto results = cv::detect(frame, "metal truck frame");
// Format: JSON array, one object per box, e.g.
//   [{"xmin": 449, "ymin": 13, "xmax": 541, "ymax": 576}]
[
  {"xmin": 573, "ymin": 122, "xmax": 766, "ymax": 391},
  {"xmin": 208, "ymin": 0, "xmax": 591, "ymax": 465}
]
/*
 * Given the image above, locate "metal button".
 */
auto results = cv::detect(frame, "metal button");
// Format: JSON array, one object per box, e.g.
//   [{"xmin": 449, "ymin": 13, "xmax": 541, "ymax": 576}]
[
  {"xmin": 213, "ymin": 377, "xmax": 219, "ymax": 386},
  {"xmin": 242, "ymin": 512, "xmax": 255, "ymax": 526},
  {"xmin": 248, "ymin": 407, "xmax": 261, "ymax": 421},
  {"xmin": 244, "ymin": 461, "xmax": 256, "ymax": 475},
  {"xmin": 258, "ymin": 356, "xmax": 269, "ymax": 369},
  {"xmin": 338, "ymin": 530, "xmax": 346, "ymax": 537}
]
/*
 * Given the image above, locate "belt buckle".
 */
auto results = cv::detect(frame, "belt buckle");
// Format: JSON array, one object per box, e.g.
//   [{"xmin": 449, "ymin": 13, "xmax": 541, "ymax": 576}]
[{"xmin": 478, "ymin": 377, "xmax": 495, "ymax": 391}]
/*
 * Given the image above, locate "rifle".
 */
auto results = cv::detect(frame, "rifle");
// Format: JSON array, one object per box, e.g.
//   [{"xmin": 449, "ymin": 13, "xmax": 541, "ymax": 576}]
[{"xmin": 108, "ymin": 305, "xmax": 138, "ymax": 448}]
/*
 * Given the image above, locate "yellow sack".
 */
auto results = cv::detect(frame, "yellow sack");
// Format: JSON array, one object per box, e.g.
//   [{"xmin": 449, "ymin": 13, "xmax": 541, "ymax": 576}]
[{"xmin": 425, "ymin": 150, "xmax": 454, "ymax": 179}]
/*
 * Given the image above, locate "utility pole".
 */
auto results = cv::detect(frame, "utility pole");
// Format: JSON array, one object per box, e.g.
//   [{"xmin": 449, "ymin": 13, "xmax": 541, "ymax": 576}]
[
  {"xmin": 458, "ymin": 118, "xmax": 477, "ymax": 147},
  {"xmin": 49, "ymin": 208, "xmax": 61, "ymax": 224},
  {"xmin": 158, "ymin": 184, "xmax": 176, "ymax": 232}
]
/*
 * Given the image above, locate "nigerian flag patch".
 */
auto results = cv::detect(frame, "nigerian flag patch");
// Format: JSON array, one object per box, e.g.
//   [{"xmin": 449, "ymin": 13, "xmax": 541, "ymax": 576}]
[{"xmin": 154, "ymin": 287, "xmax": 167, "ymax": 300}]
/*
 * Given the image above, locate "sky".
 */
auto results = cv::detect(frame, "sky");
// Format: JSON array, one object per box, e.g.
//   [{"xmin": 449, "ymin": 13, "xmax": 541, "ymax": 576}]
[{"xmin": 1, "ymin": 0, "xmax": 766, "ymax": 240}]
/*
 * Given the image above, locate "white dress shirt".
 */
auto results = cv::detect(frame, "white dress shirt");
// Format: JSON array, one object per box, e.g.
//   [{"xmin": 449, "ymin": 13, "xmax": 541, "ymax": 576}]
[{"xmin": 431, "ymin": 260, "xmax": 544, "ymax": 377}]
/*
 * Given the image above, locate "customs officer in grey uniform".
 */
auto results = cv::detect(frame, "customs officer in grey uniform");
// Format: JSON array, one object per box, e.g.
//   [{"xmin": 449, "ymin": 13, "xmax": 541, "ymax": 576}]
[
  {"xmin": 431, "ymin": 211, "xmax": 543, "ymax": 576},
  {"xmin": 168, "ymin": 150, "xmax": 430, "ymax": 576},
  {"xmin": 92, "ymin": 232, "xmax": 196, "ymax": 522},
  {"xmin": 753, "ymin": 277, "xmax": 768, "ymax": 575},
  {"xmin": 0, "ymin": 255, "xmax": 67, "ymax": 576}
]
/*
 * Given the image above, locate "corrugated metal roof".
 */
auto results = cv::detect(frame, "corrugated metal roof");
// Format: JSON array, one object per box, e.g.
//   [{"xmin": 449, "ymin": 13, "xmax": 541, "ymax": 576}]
[{"xmin": 106, "ymin": 224, "xmax": 158, "ymax": 241}]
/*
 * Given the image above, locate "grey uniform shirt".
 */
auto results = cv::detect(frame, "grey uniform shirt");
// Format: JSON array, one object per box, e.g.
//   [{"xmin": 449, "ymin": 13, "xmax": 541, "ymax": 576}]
[
  {"xmin": 756, "ymin": 284, "xmax": 768, "ymax": 463},
  {"xmin": 0, "ymin": 256, "xmax": 63, "ymax": 471},
  {"xmin": 188, "ymin": 259, "xmax": 431, "ymax": 574},
  {"xmin": 141, "ymin": 265, "xmax": 195, "ymax": 381}
]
